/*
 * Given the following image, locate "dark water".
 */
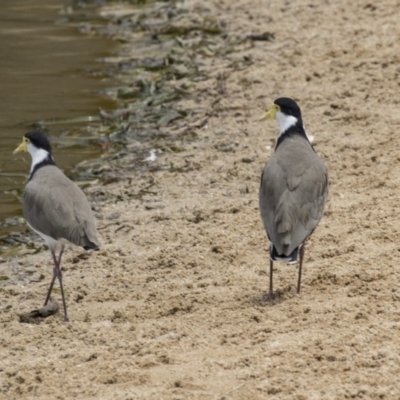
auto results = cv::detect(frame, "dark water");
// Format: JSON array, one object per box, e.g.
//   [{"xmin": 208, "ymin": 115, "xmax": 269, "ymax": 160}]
[{"xmin": 0, "ymin": 0, "xmax": 116, "ymax": 237}]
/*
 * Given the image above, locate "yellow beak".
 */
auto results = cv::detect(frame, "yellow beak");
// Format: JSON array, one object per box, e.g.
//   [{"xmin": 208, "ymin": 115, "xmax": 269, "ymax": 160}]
[
  {"xmin": 259, "ymin": 104, "xmax": 278, "ymax": 121},
  {"xmin": 13, "ymin": 137, "xmax": 28, "ymax": 154}
]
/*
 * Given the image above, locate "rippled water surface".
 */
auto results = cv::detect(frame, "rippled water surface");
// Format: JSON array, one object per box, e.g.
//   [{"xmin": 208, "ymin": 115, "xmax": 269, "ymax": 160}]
[{"xmin": 0, "ymin": 0, "xmax": 116, "ymax": 237}]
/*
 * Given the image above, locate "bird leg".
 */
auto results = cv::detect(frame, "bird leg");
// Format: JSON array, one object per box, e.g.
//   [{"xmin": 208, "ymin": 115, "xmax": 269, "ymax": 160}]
[
  {"xmin": 45, "ymin": 246, "xmax": 69, "ymax": 322},
  {"xmin": 297, "ymin": 244, "xmax": 305, "ymax": 294},
  {"xmin": 43, "ymin": 267, "xmax": 57, "ymax": 307},
  {"xmin": 266, "ymin": 251, "xmax": 274, "ymax": 300},
  {"xmin": 44, "ymin": 247, "xmax": 64, "ymax": 305}
]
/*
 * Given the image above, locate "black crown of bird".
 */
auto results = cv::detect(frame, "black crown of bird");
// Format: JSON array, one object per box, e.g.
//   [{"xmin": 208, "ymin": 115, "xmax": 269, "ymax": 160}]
[
  {"xmin": 260, "ymin": 97, "xmax": 312, "ymax": 150},
  {"xmin": 259, "ymin": 97, "xmax": 328, "ymax": 299},
  {"xmin": 13, "ymin": 131, "xmax": 100, "ymax": 322},
  {"xmin": 23, "ymin": 131, "xmax": 53, "ymax": 153}
]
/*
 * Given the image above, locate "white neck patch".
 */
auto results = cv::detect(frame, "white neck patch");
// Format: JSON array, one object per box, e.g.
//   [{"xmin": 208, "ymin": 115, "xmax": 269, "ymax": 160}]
[
  {"xmin": 27, "ymin": 142, "xmax": 52, "ymax": 173},
  {"xmin": 275, "ymin": 111, "xmax": 312, "ymax": 144},
  {"xmin": 276, "ymin": 110, "xmax": 298, "ymax": 135}
]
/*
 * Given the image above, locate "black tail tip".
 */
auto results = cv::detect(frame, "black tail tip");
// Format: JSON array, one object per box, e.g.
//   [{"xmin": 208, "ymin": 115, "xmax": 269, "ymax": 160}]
[
  {"xmin": 271, "ymin": 245, "xmax": 298, "ymax": 263},
  {"xmin": 84, "ymin": 245, "xmax": 100, "ymax": 251}
]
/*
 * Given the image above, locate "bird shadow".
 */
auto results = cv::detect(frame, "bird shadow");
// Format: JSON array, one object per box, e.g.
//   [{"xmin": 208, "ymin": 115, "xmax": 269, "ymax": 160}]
[
  {"xmin": 18, "ymin": 297, "xmax": 59, "ymax": 324},
  {"xmin": 247, "ymin": 285, "xmax": 298, "ymax": 307}
]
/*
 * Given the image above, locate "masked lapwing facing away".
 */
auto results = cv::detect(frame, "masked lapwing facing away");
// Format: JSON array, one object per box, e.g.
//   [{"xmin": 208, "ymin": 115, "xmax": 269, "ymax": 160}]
[
  {"xmin": 259, "ymin": 98, "xmax": 328, "ymax": 299},
  {"xmin": 13, "ymin": 131, "xmax": 100, "ymax": 321}
]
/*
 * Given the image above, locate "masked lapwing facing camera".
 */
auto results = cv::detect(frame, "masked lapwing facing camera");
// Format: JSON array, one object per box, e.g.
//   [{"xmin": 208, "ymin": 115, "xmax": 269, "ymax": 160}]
[
  {"xmin": 259, "ymin": 98, "xmax": 328, "ymax": 299},
  {"xmin": 14, "ymin": 131, "xmax": 100, "ymax": 321}
]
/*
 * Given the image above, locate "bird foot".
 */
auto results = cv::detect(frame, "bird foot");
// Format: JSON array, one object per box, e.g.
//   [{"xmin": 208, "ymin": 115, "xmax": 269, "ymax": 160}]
[{"xmin": 264, "ymin": 291, "xmax": 275, "ymax": 302}]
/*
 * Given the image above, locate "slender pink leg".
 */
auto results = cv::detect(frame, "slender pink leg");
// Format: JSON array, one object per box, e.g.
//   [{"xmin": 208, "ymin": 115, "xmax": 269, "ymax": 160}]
[
  {"xmin": 44, "ymin": 246, "xmax": 68, "ymax": 321},
  {"xmin": 267, "ymin": 249, "xmax": 274, "ymax": 300},
  {"xmin": 297, "ymin": 244, "xmax": 305, "ymax": 294}
]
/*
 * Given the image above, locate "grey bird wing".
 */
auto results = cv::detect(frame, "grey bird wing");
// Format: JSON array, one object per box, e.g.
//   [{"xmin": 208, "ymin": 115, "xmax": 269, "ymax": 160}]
[
  {"xmin": 23, "ymin": 166, "xmax": 100, "ymax": 249},
  {"xmin": 259, "ymin": 139, "xmax": 328, "ymax": 256}
]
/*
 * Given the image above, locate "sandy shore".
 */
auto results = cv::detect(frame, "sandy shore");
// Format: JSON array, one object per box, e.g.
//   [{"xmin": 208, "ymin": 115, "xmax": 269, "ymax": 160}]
[{"xmin": 1, "ymin": 0, "xmax": 400, "ymax": 398}]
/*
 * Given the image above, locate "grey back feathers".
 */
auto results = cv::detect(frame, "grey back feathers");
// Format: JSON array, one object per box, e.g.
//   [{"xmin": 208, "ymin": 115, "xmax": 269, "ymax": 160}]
[
  {"xmin": 259, "ymin": 97, "xmax": 328, "ymax": 297},
  {"xmin": 23, "ymin": 165, "xmax": 100, "ymax": 250},
  {"xmin": 259, "ymin": 134, "xmax": 328, "ymax": 257}
]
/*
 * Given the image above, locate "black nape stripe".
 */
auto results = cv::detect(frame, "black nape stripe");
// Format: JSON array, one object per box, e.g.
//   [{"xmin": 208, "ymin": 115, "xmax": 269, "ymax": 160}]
[
  {"xmin": 28, "ymin": 156, "xmax": 56, "ymax": 182},
  {"xmin": 275, "ymin": 123, "xmax": 314, "ymax": 151}
]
